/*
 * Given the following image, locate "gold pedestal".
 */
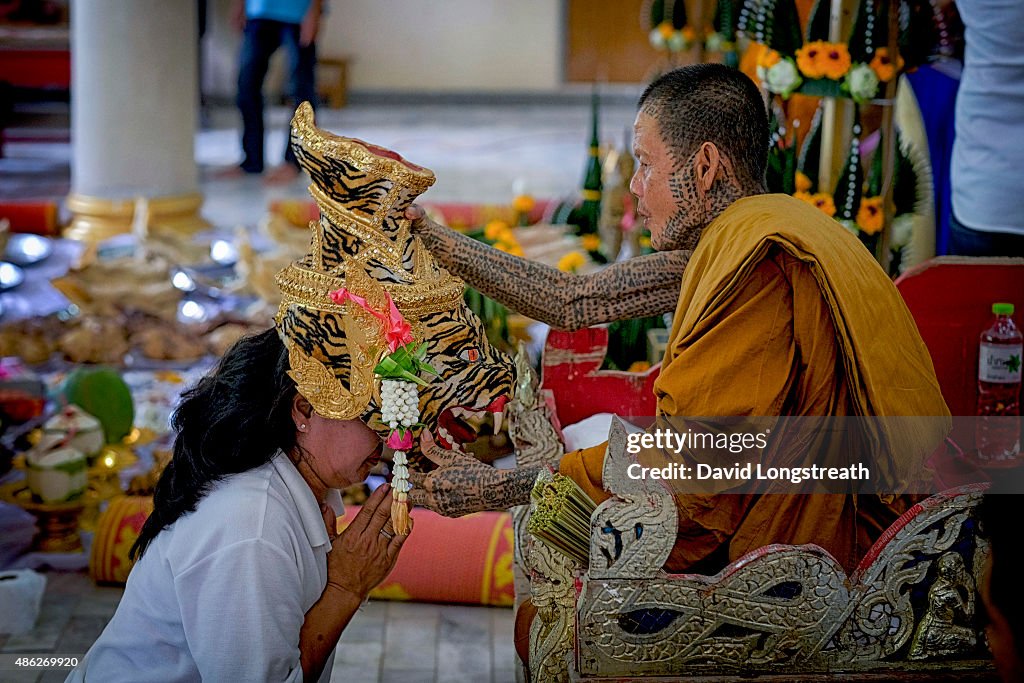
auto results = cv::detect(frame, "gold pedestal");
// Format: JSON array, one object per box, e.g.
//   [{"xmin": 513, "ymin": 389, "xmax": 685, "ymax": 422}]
[
  {"xmin": 0, "ymin": 482, "xmax": 90, "ymax": 553},
  {"xmin": 65, "ymin": 192, "xmax": 211, "ymax": 243}
]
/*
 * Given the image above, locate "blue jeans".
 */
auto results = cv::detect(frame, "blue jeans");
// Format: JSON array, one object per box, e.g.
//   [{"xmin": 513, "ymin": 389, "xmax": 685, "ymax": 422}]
[
  {"xmin": 236, "ymin": 18, "xmax": 317, "ymax": 173},
  {"xmin": 949, "ymin": 212, "xmax": 1024, "ymax": 257}
]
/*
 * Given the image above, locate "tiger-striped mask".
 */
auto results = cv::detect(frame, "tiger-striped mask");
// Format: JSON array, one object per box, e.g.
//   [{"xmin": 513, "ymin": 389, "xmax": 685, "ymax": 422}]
[{"xmin": 275, "ymin": 102, "xmax": 516, "ymax": 466}]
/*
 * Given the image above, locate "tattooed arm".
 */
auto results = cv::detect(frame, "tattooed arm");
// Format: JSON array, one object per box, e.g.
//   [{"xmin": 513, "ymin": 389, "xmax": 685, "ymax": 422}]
[
  {"xmin": 408, "ymin": 432, "xmax": 541, "ymax": 515},
  {"xmin": 406, "ymin": 206, "xmax": 688, "ymax": 330}
]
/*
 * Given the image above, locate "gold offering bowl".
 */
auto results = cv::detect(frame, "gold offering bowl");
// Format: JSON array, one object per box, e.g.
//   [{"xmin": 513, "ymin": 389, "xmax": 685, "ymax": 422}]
[
  {"xmin": 6, "ymin": 427, "xmax": 152, "ymax": 549},
  {"xmin": 0, "ymin": 481, "xmax": 94, "ymax": 553}
]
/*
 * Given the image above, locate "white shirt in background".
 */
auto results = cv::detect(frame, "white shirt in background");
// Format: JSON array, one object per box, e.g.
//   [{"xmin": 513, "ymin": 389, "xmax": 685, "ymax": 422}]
[{"xmin": 951, "ymin": 0, "xmax": 1024, "ymax": 236}]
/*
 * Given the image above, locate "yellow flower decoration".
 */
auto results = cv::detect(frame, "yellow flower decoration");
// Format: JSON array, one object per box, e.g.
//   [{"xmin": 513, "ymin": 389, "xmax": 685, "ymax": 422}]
[
  {"xmin": 856, "ymin": 196, "xmax": 885, "ymax": 234},
  {"xmin": 657, "ymin": 21, "xmax": 674, "ymax": 40},
  {"xmin": 795, "ymin": 171, "xmax": 813, "ymax": 193},
  {"xmin": 796, "ymin": 42, "xmax": 827, "ymax": 79},
  {"xmin": 557, "ymin": 251, "xmax": 586, "ymax": 273},
  {"xmin": 820, "ymin": 43, "xmax": 852, "ymax": 80},
  {"xmin": 638, "ymin": 235, "xmax": 652, "ymax": 248},
  {"xmin": 484, "ymin": 220, "xmax": 512, "ymax": 241},
  {"xmin": 511, "ymin": 194, "xmax": 535, "ymax": 214},
  {"xmin": 495, "ymin": 241, "xmax": 524, "ymax": 257},
  {"xmin": 580, "ymin": 234, "xmax": 601, "ymax": 252},
  {"xmin": 794, "ymin": 190, "xmax": 814, "ymax": 204},
  {"xmin": 869, "ymin": 48, "xmax": 904, "ymax": 83},
  {"xmin": 758, "ymin": 49, "xmax": 782, "ymax": 69},
  {"xmin": 682, "ymin": 26, "xmax": 697, "ymax": 42},
  {"xmin": 806, "ymin": 192, "xmax": 836, "ymax": 217},
  {"xmin": 628, "ymin": 361, "xmax": 652, "ymax": 373}
]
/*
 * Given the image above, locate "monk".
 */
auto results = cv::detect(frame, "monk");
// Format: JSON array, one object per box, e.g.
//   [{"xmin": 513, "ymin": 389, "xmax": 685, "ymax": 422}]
[{"xmin": 402, "ymin": 61, "xmax": 949, "ymax": 619}]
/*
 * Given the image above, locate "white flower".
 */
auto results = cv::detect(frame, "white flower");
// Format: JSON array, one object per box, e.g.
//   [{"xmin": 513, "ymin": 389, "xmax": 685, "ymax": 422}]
[
  {"xmin": 891, "ymin": 213, "xmax": 914, "ymax": 248},
  {"xmin": 666, "ymin": 31, "xmax": 688, "ymax": 52},
  {"xmin": 706, "ymin": 32, "xmax": 725, "ymax": 53},
  {"xmin": 649, "ymin": 27, "xmax": 666, "ymax": 50},
  {"xmin": 846, "ymin": 63, "xmax": 879, "ymax": 103},
  {"xmin": 763, "ymin": 58, "xmax": 802, "ymax": 97},
  {"xmin": 381, "ymin": 379, "xmax": 420, "ymax": 428}
]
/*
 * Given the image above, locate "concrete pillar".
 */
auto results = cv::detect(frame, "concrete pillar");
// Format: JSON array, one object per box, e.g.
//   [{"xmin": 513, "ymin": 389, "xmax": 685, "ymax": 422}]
[{"xmin": 66, "ymin": 0, "xmax": 209, "ymax": 241}]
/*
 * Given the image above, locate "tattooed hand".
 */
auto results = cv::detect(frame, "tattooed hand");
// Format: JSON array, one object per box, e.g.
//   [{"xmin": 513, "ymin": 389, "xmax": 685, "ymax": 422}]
[
  {"xmin": 407, "ymin": 431, "xmax": 542, "ymax": 516},
  {"xmin": 404, "ymin": 204, "xmax": 690, "ymax": 330}
]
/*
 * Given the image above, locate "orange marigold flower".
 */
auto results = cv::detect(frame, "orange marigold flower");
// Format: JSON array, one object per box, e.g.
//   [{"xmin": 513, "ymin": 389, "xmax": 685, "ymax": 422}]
[
  {"xmin": 795, "ymin": 171, "xmax": 813, "ymax": 193},
  {"xmin": 856, "ymin": 196, "xmax": 885, "ymax": 234},
  {"xmin": 819, "ymin": 43, "xmax": 852, "ymax": 80},
  {"xmin": 794, "ymin": 190, "xmax": 815, "ymax": 204},
  {"xmin": 758, "ymin": 49, "xmax": 782, "ymax": 69},
  {"xmin": 869, "ymin": 48, "xmax": 905, "ymax": 82},
  {"xmin": 657, "ymin": 21, "xmax": 675, "ymax": 40},
  {"xmin": 581, "ymin": 233, "xmax": 601, "ymax": 252},
  {"xmin": 511, "ymin": 194, "xmax": 535, "ymax": 214},
  {"xmin": 495, "ymin": 240, "xmax": 524, "ymax": 257},
  {"xmin": 796, "ymin": 41, "xmax": 827, "ymax": 79},
  {"xmin": 557, "ymin": 251, "xmax": 586, "ymax": 273},
  {"xmin": 682, "ymin": 26, "xmax": 697, "ymax": 42},
  {"xmin": 484, "ymin": 220, "xmax": 511, "ymax": 241},
  {"xmin": 628, "ymin": 361, "xmax": 652, "ymax": 373},
  {"xmin": 811, "ymin": 193, "xmax": 836, "ymax": 217}
]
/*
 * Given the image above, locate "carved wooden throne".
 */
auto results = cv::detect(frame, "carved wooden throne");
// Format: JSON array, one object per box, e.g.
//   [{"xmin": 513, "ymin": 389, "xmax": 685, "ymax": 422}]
[{"xmin": 507, "ymin": 253, "xmax": 1019, "ymax": 683}]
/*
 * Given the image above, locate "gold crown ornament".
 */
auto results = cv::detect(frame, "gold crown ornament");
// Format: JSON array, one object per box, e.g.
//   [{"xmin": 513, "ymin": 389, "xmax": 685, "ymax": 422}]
[{"xmin": 274, "ymin": 102, "xmax": 517, "ymax": 478}]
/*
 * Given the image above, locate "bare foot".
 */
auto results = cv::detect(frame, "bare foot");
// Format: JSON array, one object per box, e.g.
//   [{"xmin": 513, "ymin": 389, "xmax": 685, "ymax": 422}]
[{"xmin": 263, "ymin": 164, "xmax": 301, "ymax": 185}]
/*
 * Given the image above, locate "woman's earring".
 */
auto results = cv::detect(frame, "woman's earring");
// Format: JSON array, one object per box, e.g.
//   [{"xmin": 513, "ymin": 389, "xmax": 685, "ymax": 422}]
[{"xmin": 299, "ymin": 423, "xmax": 307, "ymax": 431}]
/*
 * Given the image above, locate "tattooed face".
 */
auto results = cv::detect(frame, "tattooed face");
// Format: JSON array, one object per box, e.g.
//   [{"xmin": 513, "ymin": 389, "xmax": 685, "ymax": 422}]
[{"xmin": 630, "ymin": 111, "xmax": 704, "ymax": 252}]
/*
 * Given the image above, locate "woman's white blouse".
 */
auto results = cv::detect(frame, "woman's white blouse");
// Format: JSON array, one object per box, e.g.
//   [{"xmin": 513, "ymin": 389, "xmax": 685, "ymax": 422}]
[{"xmin": 67, "ymin": 453, "xmax": 342, "ymax": 682}]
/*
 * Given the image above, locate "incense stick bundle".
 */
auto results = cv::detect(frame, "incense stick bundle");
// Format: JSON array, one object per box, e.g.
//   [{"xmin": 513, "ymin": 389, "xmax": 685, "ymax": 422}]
[{"xmin": 527, "ymin": 473, "xmax": 596, "ymax": 565}]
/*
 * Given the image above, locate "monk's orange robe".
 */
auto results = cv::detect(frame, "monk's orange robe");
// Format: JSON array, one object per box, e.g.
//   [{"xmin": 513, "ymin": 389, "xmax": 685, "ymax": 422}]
[{"xmin": 560, "ymin": 194, "xmax": 950, "ymax": 573}]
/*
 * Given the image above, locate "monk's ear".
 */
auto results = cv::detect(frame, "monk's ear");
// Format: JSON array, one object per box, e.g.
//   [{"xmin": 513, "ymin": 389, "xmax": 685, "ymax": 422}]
[{"xmin": 693, "ymin": 142, "xmax": 722, "ymax": 194}]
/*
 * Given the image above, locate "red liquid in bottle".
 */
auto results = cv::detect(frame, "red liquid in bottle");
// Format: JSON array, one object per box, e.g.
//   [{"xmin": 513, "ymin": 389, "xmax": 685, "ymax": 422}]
[{"xmin": 976, "ymin": 302, "xmax": 1022, "ymax": 463}]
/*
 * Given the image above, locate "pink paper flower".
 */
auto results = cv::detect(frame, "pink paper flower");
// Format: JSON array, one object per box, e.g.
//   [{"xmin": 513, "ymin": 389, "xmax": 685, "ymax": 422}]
[
  {"xmin": 331, "ymin": 287, "xmax": 414, "ymax": 353},
  {"xmin": 383, "ymin": 295, "xmax": 414, "ymax": 353},
  {"xmin": 386, "ymin": 429, "xmax": 413, "ymax": 451}
]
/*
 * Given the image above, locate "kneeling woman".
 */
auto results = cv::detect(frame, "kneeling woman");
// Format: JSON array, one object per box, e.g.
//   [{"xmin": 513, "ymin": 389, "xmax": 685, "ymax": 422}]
[{"xmin": 68, "ymin": 329, "xmax": 409, "ymax": 682}]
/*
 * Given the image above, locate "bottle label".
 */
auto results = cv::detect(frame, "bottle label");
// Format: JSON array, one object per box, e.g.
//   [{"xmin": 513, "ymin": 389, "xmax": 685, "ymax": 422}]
[{"xmin": 979, "ymin": 342, "xmax": 1023, "ymax": 383}]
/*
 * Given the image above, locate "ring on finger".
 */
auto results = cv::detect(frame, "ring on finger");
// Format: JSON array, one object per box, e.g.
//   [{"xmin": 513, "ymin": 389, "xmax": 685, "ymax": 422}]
[{"xmin": 379, "ymin": 529, "xmax": 394, "ymax": 541}]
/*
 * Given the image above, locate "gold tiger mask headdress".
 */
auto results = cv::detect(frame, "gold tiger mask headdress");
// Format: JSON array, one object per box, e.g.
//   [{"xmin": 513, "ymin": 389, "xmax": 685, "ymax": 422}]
[{"xmin": 275, "ymin": 102, "xmax": 516, "ymax": 462}]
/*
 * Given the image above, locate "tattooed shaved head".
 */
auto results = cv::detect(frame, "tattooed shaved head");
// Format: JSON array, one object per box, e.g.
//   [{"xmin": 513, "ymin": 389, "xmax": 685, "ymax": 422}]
[{"xmin": 638, "ymin": 64, "xmax": 769, "ymax": 190}]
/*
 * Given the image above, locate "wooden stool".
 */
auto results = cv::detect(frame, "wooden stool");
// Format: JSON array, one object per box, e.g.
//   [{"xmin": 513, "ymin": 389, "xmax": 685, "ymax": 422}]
[{"xmin": 318, "ymin": 56, "xmax": 350, "ymax": 108}]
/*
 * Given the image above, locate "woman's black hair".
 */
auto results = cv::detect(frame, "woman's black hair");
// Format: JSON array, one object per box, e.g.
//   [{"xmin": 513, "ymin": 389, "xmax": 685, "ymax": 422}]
[{"xmin": 131, "ymin": 328, "xmax": 299, "ymax": 559}]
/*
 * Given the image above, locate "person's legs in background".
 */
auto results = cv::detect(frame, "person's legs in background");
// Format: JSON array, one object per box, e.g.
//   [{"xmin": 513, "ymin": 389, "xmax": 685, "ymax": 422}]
[
  {"xmin": 236, "ymin": 19, "xmax": 285, "ymax": 174},
  {"xmin": 949, "ymin": 212, "xmax": 1024, "ymax": 257},
  {"xmin": 282, "ymin": 22, "xmax": 317, "ymax": 169}
]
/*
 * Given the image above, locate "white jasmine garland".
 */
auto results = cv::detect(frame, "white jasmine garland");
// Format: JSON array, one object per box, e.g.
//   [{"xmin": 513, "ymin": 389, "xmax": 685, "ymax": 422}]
[
  {"xmin": 763, "ymin": 58, "xmax": 802, "ymax": 97},
  {"xmin": 705, "ymin": 31, "xmax": 725, "ymax": 53},
  {"xmin": 846, "ymin": 63, "xmax": 880, "ymax": 103},
  {"xmin": 381, "ymin": 378, "xmax": 420, "ymax": 513}
]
